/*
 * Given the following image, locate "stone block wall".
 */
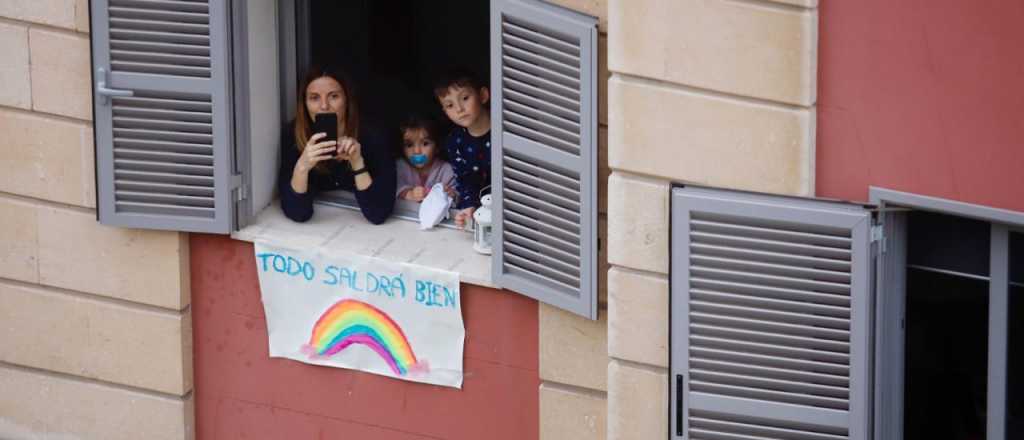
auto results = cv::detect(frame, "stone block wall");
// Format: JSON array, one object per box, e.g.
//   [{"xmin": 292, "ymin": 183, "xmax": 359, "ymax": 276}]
[
  {"xmin": 605, "ymin": 0, "xmax": 819, "ymax": 438},
  {"xmin": 0, "ymin": 1, "xmax": 822, "ymax": 439},
  {"xmin": 0, "ymin": 2, "xmax": 194, "ymax": 439}
]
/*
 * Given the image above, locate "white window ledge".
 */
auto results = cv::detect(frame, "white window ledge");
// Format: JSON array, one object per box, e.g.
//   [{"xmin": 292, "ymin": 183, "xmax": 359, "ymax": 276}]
[{"xmin": 232, "ymin": 201, "xmax": 495, "ymax": 288}]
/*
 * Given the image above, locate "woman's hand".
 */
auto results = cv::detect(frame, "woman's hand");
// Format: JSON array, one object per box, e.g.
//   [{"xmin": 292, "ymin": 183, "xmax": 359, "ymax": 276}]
[
  {"xmin": 335, "ymin": 136, "xmax": 363, "ymax": 165},
  {"xmin": 291, "ymin": 132, "xmax": 336, "ymax": 195},
  {"xmin": 404, "ymin": 186, "xmax": 428, "ymax": 202},
  {"xmin": 337, "ymin": 136, "xmax": 372, "ymax": 191},
  {"xmin": 295, "ymin": 132, "xmax": 337, "ymax": 174}
]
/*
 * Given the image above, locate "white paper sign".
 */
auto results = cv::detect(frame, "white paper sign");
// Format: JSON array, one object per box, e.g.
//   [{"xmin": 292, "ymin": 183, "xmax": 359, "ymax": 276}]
[{"xmin": 254, "ymin": 241, "xmax": 464, "ymax": 388}]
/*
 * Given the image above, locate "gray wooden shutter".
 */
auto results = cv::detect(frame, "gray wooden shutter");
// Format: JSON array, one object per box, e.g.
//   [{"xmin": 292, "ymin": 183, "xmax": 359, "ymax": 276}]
[
  {"xmin": 490, "ymin": 0, "xmax": 599, "ymax": 319},
  {"xmin": 670, "ymin": 187, "xmax": 874, "ymax": 439},
  {"xmin": 91, "ymin": 0, "xmax": 238, "ymax": 233}
]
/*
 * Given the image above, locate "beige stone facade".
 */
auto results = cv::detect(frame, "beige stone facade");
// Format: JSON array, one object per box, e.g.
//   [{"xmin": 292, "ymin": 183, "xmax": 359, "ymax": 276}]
[
  {"xmin": 0, "ymin": 0, "xmax": 818, "ymax": 438},
  {"xmin": 0, "ymin": 2, "xmax": 194, "ymax": 439},
  {"xmin": 542, "ymin": 0, "xmax": 818, "ymax": 438},
  {"xmin": 539, "ymin": 1, "xmax": 612, "ymax": 438},
  {"xmin": 604, "ymin": 0, "xmax": 819, "ymax": 439}
]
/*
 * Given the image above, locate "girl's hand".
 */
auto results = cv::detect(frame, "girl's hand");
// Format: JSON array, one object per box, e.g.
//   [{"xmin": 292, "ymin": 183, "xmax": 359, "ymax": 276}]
[
  {"xmin": 335, "ymin": 136, "xmax": 363, "ymax": 163},
  {"xmin": 296, "ymin": 132, "xmax": 337, "ymax": 174},
  {"xmin": 405, "ymin": 186, "xmax": 428, "ymax": 202},
  {"xmin": 444, "ymin": 185, "xmax": 457, "ymax": 199},
  {"xmin": 454, "ymin": 207, "xmax": 476, "ymax": 229}
]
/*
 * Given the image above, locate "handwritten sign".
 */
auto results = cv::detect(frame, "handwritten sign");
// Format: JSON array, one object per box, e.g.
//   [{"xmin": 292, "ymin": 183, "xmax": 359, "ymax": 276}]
[{"xmin": 254, "ymin": 241, "xmax": 464, "ymax": 388}]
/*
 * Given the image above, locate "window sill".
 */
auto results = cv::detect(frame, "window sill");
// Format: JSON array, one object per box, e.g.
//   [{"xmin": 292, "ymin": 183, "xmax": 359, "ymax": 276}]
[{"xmin": 232, "ymin": 201, "xmax": 495, "ymax": 288}]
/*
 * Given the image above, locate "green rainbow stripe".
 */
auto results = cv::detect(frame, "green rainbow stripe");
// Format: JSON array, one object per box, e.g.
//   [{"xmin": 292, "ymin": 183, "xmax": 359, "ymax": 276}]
[{"xmin": 305, "ymin": 299, "xmax": 418, "ymax": 375}]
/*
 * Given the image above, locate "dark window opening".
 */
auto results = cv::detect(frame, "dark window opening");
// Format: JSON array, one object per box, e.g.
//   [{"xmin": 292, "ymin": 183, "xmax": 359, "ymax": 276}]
[
  {"xmin": 308, "ymin": 0, "xmax": 491, "ymax": 147},
  {"xmin": 906, "ymin": 210, "xmax": 990, "ymax": 277},
  {"xmin": 903, "ymin": 211, "xmax": 991, "ymax": 440}
]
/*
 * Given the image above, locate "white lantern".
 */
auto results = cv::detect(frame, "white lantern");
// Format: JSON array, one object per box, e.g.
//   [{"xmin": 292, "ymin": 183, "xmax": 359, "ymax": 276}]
[{"xmin": 472, "ymin": 194, "xmax": 493, "ymax": 255}]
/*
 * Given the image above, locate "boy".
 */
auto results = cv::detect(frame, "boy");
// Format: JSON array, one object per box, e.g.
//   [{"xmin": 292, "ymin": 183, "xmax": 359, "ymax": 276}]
[{"xmin": 434, "ymin": 68, "xmax": 492, "ymax": 228}]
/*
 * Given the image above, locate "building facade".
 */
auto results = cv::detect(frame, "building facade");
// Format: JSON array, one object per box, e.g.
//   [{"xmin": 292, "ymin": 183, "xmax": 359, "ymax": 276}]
[{"xmin": 1, "ymin": 0, "xmax": 1021, "ymax": 439}]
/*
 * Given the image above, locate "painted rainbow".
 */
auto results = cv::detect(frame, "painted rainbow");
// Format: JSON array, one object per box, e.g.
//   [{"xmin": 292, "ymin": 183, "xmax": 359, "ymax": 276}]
[{"xmin": 303, "ymin": 299, "xmax": 419, "ymax": 376}]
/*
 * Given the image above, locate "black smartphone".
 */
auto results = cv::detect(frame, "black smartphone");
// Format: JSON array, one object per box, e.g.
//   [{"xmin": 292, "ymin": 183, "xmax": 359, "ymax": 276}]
[{"xmin": 312, "ymin": 113, "xmax": 338, "ymax": 147}]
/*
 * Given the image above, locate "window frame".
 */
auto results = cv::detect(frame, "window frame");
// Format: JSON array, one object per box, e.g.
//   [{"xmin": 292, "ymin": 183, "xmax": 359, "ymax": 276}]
[
  {"xmin": 231, "ymin": 0, "xmax": 253, "ymax": 228},
  {"xmin": 317, "ymin": 191, "xmax": 465, "ymax": 230},
  {"xmin": 869, "ymin": 186, "xmax": 1024, "ymax": 440},
  {"xmin": 280, "ymin": 0, "xmax": 467, "ymax": 230},
  {"xmin": 90, "ymin": 0, "xmax": 602, "ymax": 312},
  {"xmin": 667, "ymin": 185, "xmax": 1024, "ymax": 439},
  {"xmin": 235, "ymin": 0, "xmax": 601, "ymax": 314}
]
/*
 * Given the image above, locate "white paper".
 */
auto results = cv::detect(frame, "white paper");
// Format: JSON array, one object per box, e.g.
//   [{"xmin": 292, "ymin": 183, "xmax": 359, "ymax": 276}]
[
  {"xmin": 418, "ymin": 183, "xmax": 452, "ymax": 230},
  {"xmin": 254, "ymin": 241, "xmax": 465, "ymax": 388}
]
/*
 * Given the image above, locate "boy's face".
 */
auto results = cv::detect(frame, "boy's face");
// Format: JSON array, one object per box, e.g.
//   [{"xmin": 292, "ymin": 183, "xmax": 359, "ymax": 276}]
[
  {"xmin": 439, "ymin": 85, "xmax": 489, "ymax": 128},
  {"xmin": 403, "ymin": 127, "xmax": 436, "ymax": 169}
]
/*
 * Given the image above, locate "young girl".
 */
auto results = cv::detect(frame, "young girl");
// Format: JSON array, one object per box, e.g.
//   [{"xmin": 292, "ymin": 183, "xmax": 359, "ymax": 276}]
[{"xmin": 395, "ymin": 115, "xmax": 455, "ymax": 202}]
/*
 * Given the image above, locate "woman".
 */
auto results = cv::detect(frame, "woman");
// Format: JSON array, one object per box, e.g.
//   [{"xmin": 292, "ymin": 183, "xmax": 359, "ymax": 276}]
[{"xmin": 279, "ymin": 66, "xmax": 396, "ymax": 224}]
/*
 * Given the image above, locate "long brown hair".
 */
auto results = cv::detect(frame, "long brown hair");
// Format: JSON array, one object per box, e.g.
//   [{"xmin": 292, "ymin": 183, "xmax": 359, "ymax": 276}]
[{"xmin": 294, "ymin": 66, "xmax": 360, "ymax": 172}]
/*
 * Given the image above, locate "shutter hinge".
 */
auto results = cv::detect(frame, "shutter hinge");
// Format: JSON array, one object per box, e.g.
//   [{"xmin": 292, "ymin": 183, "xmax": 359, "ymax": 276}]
[
  {"xmin": 231, "ymin": 174, "xmax": 247, "ymax": 202},
  {"xmin": 235, "ymin": 184, "xmax": 248, "ymax": 202},
  {"xmin": 871, "ymin": 224, "xmax": 886, "ymax": 254}
]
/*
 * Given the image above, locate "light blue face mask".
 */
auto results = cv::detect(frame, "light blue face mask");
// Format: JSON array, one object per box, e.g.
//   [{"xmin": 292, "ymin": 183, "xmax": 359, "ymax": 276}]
[{"xmin": 409, "ymin": 153, "xmax": 429, "ymax": 166}]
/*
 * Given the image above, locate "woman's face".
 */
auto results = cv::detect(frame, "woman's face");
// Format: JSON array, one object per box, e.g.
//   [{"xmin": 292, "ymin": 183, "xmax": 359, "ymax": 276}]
[
  {"xmin": 306, "ymin": 76, "xmax": 346, "ymax": 122},
  {"xmin": 402, "ymin": 127, "xmax": 436, "ymax": 169}
]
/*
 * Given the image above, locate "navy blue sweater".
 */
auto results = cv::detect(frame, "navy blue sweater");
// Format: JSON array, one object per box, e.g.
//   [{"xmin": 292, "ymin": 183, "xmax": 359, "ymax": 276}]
[
  {"xmin": 278, "ymin": 125, "xmax": 396, "ymax": 224},
  {"xmin": 444, "ymin": 127, "xmax": 492, "ymax": 209}
]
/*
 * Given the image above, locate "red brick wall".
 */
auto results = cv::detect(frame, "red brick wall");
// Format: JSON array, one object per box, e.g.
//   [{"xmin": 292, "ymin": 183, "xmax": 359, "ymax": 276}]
[
  {"xmin": 190, "ymin": 234, "xmax": 539, "ymax": 439},
  {"xmin": 817, "ymin": 0, "xmax": 1024, "ymax": 211}
]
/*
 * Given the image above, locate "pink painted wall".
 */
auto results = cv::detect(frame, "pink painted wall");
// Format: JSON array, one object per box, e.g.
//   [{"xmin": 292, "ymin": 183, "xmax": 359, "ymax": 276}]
[
  {"xmin": 190, "ymin": 234, "xmax": 539, "ymax": 440},
  {"xmin": 816, "ymin": 0, "xmax": 1024, "ymax": 211}
]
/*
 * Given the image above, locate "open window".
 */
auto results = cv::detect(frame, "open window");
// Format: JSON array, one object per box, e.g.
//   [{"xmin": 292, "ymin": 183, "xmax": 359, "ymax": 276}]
[
  {"xmin": 297, "ymin": 0, "xmax": 490, "ymax": 223},
  {"xmin": 89, "ymin": 0, "xmax": 602, "ymax": 319},
  {"xmin": 669, "ymin": 186, "xmax": 874, "ymax": 440},
  {"xmin": 668, "ymin": 185, "xmax": 1024, "ymax": 439},
  {"xmin": 870, "ymin": 188, "xmax": 1024, "ymax": 440}
]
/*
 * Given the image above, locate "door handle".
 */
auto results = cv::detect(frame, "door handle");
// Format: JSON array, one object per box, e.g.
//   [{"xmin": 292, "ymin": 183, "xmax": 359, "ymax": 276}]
[
  {"xmin": 97, "ymin": 81, "xmax": 133, "ymax": 98},
  {"xmin": 95, "ymin": 67, "xmax": 133, "ymax": 103}
]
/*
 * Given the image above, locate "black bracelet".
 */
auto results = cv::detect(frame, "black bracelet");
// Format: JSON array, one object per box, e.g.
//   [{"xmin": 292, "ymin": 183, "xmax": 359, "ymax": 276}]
[{"xmin": 350, "ymin": 165, "xmax": 368, "ymax": 176}]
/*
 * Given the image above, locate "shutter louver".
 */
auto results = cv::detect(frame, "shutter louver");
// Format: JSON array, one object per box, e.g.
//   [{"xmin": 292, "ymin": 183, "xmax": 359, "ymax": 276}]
[
  {"xmin": 92, "ymin": 0, "xmax": 236, "ymax": 233},
  {"xmin": 108, "ymin": 0, "xmax": 212, "ymax": 78},
  {"xmin": 671, "ymin": 187, "xmax": 873, "ymax": 440},
  {"xmin": 112, "ymin": 92, "xmax": 216, "ymax": 218},
  {"xmin": 491, "ymin": 0, "xmax": 599, "ymax": 319}
]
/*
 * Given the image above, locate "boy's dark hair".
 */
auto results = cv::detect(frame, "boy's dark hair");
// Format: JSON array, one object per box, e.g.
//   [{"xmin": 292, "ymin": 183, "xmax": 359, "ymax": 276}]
[
  {"xmin": 397, "ymin": 114, "xmax": 447, "ymax": 160},
  {"xmin": 433, "ymin": 67, "xmax": 486, "ymax": 99}
]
